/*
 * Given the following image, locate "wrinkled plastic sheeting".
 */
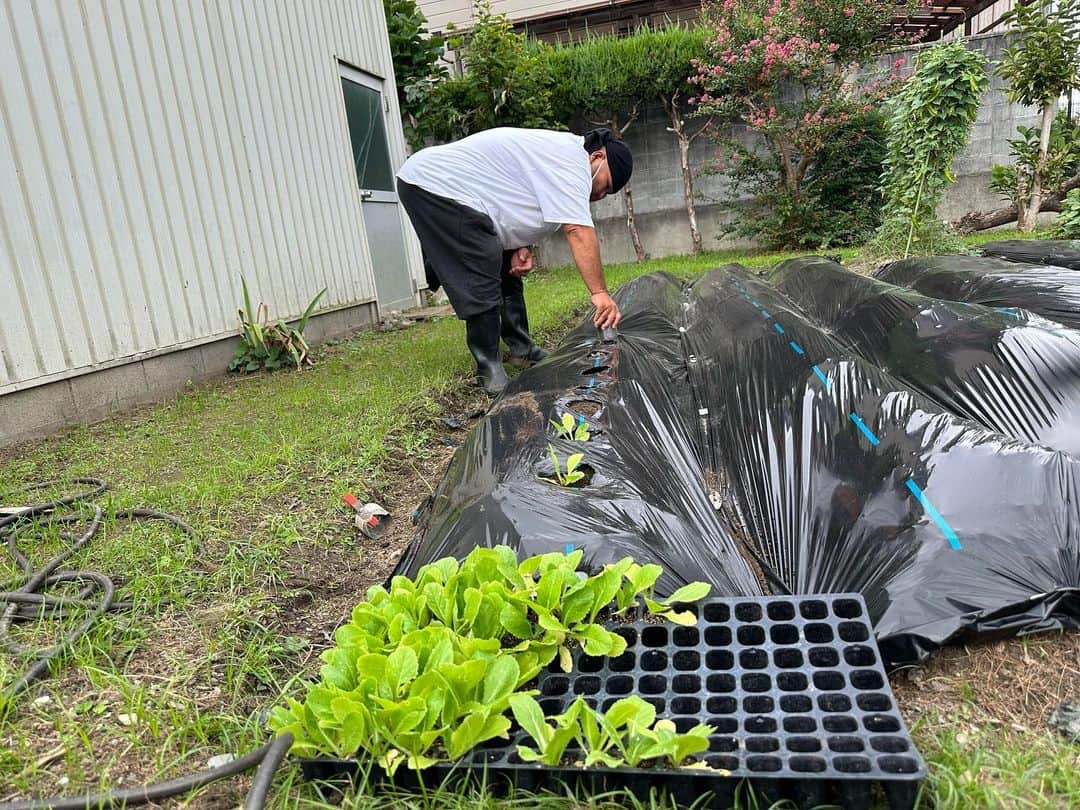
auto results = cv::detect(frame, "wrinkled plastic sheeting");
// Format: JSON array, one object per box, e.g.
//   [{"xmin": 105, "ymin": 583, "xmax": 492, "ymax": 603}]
[
  {"xmin": 980, "ymin": 239, "xmax": 1080, "ymax": 269},
  {"xmin": 876, "ymin": 254, "xmax": 1080, "ymax": 331},
  {"xmin": 682, "ymin": 265, "xmax": 1080, "ymax": 666},
  {"xmin": 399, "ymin": 265, "xmax": 1080, "ymax": 668},
  {"xmin": 396, "ymin": 272, "xmax": 763, "ymax": 599},
  {"xmin": 770, "ymin": 256, "xmax": 1080, "ymax": 455}
]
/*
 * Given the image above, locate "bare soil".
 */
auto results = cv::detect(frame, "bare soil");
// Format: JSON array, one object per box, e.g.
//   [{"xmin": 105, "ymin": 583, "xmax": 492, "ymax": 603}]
[
  {"xmin": 565, "ymin": 398, "xmax": 603, "ymax": 418},
  {"xmin": 891, "ymin": 631, "xmax": 1080, "ymax": 741}
]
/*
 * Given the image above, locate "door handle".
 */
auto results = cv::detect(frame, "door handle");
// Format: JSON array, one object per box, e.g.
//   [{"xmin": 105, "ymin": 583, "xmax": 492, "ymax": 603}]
[{"xmin": 360, "ymin": 190, "xmax": 373, "ymax": 200}]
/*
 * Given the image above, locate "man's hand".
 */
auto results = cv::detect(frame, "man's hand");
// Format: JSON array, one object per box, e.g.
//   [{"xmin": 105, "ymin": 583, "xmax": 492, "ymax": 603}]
[
  {"xmin": 591, "ymin": 291, "xmax": 620, "ymax": 328},
  {"xmin": 509, "ymin": 247, "xmax": 533, "ymax": 277}
]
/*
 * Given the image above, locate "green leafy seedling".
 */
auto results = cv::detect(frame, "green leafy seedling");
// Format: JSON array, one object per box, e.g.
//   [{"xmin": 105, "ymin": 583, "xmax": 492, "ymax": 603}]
[
  {"xmin": 615, "ymin": 562, "xmax": 663, "ymax": 614},
  {"xmin": 551, "ymin": 412, "xmax": 591, "ymax": 442},
  {"xmin": 271, "ymin": 546, "xmax": 714, "ymax": 770},
  {"xmin": 542, "ymin": 445, "xmax": 587, "ymax": 487},
  {"xmin": 645, "ymin": 581, "xmax": 713, "ymax": 626},
  {"xmin": 621, "ymin": 717, "xmax": 712, "ymax": 768},
  {"xmin": 512, "ymin": 695, "xmax": 715, "ymax": 770},
  {"xmin": 510, "ymin": 693, "xmax": 581, "ymax": 765}
]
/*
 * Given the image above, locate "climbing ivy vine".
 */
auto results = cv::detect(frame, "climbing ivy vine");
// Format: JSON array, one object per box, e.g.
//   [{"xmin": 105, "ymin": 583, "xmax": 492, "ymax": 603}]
[{"xmin": 872, "ymin": 42, "xmax": 988, "ymax": 257}]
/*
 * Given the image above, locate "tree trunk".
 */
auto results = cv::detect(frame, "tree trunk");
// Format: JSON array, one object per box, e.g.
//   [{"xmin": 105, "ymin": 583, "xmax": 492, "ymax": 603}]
[
  {"xmin": 622, "ymin": 184, "xmax": 647, "ymax": 262},
  {"xmin": 952, "ymin": 173, "xmax": 1079, "ymax": 232},
  {"xmin": 1016, "ymin": 195, "xmax": 1031, "ymax": 231},
  {"xmin": 662, "ymin": 95, "xmax": 702, "ymax": 254},
  {"xmin": 599, "ymin": 112, "xmax": 646, "ymax": 262},
  {"xmin": 778, "ymin": 140, "xmax": 798, "ymax": 196},
  {"xmin": 1019, "ymin": 102, "xmax": 1057, "ymax": 232}
]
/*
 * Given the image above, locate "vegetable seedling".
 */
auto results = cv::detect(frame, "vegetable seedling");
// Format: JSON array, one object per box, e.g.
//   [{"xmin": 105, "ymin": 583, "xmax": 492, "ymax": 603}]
[
  {"xmin": 269, "ymin": 546, "xmax": 712, "ymax": 771},
  {"xmin": 543, "ymin": 445, "xmax": 588, "ymax": 487},
  {"xmin": 551, "ymin": 412, "xmax": 591, "ymax": 442}
]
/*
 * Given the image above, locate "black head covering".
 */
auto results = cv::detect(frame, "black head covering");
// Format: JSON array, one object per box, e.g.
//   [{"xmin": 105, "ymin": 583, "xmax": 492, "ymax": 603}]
[{"xmin": 583, "ymin": 128, "xmax": 633, "ymax": 193}]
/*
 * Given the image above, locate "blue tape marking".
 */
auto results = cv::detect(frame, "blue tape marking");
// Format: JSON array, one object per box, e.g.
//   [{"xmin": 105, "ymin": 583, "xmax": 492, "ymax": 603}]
[
  {"xmin": 773, "ymin": 323, "xmax": 785, "ymax": 334},
  {"xmin": 577, "ymin": 415, "xmax": 586, "ymax": 426},
  {"xmin": 564, "ymin": 543, "xmax": 575, "ymax": 555},
  {"xmin": 996, "ymin": 307, "xmax": 1021, "ymax": 319},
  {"xmin": 789, "ymin": 341, "xmax": 805, "ymax": 355},
  {"xmin": 905, "ymin": 479, "xmax": 962, "ymax": 550},
  {"xmin": 761, "ymin": 310, "xmax": 771, "ymax": 318},
  {"xmin": 751, "ymin": 299, "xmax": 761, "ymax": 307},
  {"xmin": 849, "ymin": 412, "xmax": 881, "ymax": 446},
  {"xmin": 593, "ymin": 356, "xmax": 601, "ymax": 367},
  {"xmin": 812, "ymin": 365, "xmax": 832, "ymax": 389},
  {"xmin": 588, "ymin": 377, "xmax": 596, "ymax": 388}
]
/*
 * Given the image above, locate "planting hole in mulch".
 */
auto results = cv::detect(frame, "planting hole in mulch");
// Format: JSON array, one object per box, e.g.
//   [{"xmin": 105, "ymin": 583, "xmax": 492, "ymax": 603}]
[{"xmin": 564, "ymin": 399, "xmax": 602, "ymax": 419}]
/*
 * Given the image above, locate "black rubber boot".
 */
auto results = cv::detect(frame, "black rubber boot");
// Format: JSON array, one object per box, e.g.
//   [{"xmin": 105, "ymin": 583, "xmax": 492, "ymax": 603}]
[
  {"xmin": 465, "ymin": 308, "xmax": 510, "ymax": 396},
  {"xmin": 501, "ymin": 292, "xmax": 548, "ymax": 368}
]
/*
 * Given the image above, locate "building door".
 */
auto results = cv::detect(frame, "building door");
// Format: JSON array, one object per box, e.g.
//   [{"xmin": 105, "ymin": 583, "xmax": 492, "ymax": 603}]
[{"xmin": 339, "ymin": 64, "xmax": 415, "ymax": 313}]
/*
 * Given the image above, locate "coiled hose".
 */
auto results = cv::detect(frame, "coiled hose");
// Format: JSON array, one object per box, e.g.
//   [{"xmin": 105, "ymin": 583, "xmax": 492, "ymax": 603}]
[
  {"xmin": 0, "ymin": 734, "xmax": 293, "ymax": 810},
  {"xmin": 0, "ymin": 479, "xmax": 292, "ymax": 809}
]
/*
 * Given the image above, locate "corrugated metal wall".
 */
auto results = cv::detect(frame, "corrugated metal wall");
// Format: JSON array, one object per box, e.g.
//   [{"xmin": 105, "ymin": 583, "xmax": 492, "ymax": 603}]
[{"xmin": 0, "ymin": 0, "xmax": 422, "ymax": 393}]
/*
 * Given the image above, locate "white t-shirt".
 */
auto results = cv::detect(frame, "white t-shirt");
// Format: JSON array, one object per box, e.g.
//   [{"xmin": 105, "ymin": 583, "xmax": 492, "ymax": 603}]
[{"xmin": 396, "ymin": 128, "xmax": 594, "ymax": 249}]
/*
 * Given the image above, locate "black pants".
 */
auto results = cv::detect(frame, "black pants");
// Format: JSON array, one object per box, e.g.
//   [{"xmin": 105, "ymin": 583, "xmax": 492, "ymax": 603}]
[{"xmin": 397, "ymin": 179, "xmax": 521, "ymax": 319}]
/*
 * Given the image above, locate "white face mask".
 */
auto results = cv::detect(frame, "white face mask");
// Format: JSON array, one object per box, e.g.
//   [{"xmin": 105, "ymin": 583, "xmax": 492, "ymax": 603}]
[{"xmin": 591, "ymin": 157, "xmax": 606, "ymax": 182}]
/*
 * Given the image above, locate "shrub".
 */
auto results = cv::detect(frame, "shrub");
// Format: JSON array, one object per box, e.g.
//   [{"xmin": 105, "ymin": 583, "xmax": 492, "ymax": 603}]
[
  {"xmin": 715, "ymin": 112, "xmax": 887, "ymax": 249},
  {"xmin": 428, "ymin": 1, "xmax": 556, "ymax": 141},
  {"xmin": 383, "ymin": 0, "xmax": 447, "ymax": 150},
  {"xmin": 990, "ymin": 112, "xmax": 1080, "ymax": 210},
  {"xmin": 996, "ymin": 0, "xmax": 1080, "ymax": 231},
  {"xmin": 871, "ymin": 41, "xmax": 988, "ymax": 257},
  {"xmin": 694, "ymin": 0, "xmax": 908, "ymax": 249},
  {"xmin": 1054, "ymin": 188, "xmax": 1080, "ymax": 238}
]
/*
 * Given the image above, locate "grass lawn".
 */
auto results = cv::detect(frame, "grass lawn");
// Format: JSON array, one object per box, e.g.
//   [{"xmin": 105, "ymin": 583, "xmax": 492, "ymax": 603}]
[{"xmin": 1, "ymin": 231, "xmax": 1078, "ymax": 808}]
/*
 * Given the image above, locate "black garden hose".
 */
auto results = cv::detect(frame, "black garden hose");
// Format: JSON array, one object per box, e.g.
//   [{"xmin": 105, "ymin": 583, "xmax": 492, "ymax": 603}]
[
  {"xmin": 0, "ymin": 480, "xmax": 294, "ymax": 810},
  {"xmin": 0, "ymin": 734, "xmax": 294, "ymax": 810},
  {"xmin": 1, "ymin": 481, "xmax": 198, "ymax": 699}
]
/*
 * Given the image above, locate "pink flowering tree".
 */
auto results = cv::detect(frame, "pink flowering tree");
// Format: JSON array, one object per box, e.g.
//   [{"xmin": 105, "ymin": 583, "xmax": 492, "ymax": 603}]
[{"xmin": 692, "ymin": 0, "xmax": 915, "ymax": 246}]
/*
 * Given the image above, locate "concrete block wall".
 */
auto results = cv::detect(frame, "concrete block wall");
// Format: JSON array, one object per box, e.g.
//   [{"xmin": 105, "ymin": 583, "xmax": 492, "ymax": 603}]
[{"xmin": 538, "ymin": 33, "xmax": 1042, "ymax": 266}]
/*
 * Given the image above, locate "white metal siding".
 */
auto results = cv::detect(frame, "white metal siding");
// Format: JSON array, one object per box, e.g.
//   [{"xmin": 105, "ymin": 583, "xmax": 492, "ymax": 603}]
[{"xmin": 0, "ymin": 0, "xmax": 422, "ymax": 393}]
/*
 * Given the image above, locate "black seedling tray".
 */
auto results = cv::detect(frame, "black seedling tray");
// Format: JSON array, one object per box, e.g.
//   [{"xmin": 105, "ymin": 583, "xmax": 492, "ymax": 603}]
[{"xmin": 301, "ymin": 594, "xmax": 925, "ymax": 809}]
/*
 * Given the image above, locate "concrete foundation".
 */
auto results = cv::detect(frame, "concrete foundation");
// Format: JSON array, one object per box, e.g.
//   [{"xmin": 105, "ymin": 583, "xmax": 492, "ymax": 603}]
[{"xmin": 0, "ymin": 301, "xmax": 378, "ymax": 450}]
